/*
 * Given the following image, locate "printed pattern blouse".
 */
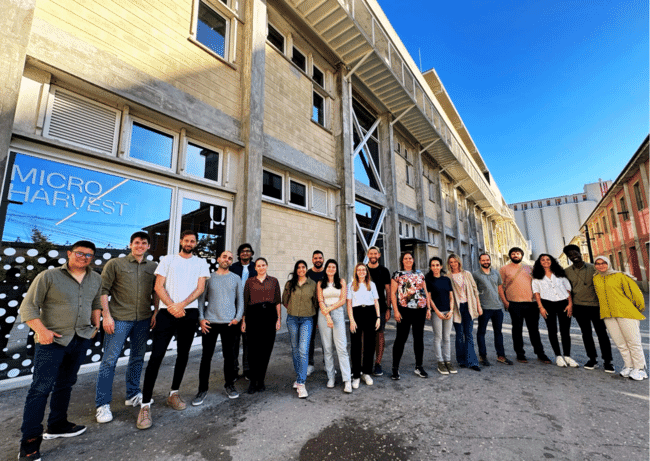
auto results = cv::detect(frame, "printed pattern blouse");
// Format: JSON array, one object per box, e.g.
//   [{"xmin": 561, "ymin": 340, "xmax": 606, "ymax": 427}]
[{"xmin": 392, "ymin": 270, "xmax": 427, "ymax": 309}]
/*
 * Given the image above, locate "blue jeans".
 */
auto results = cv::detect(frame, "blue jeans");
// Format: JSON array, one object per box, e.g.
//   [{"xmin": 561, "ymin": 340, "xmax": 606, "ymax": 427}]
[
  {"xmin": 286, "ymin": 315, "xmax": 313, "ymax": 384},
  {"xmin": 21, "ymin": 335, "xmax": 90, "ymax": 441},
  {"xmin": 95, "ymin": 318, "xmax": 150, "ymax": 407},
  {"xmin": 477, "ymin": 309, "xmax": 505, "ymax": 358},
  {"xmin": 454, "ymin": 303, "xmax": 479, "ymax": 367}
]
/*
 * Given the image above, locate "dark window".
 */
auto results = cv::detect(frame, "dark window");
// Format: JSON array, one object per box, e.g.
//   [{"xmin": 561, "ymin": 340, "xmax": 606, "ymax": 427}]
[
  {"xmin": 262, "ymin": 170, "xmax": 283, "ymax": 200},
  {"xmin": 289, "ymin": 180, "xmax": 306, "ymax": 207},
  {"xmin": 634, "ymin": 182, "xmax": 645, "ymax": 210},
  {"xmin": 292, "ymin": 47, "xmax": 306, "ymax": 71},
  {"xmin": 130, "ymin": 122, "xmax": 174, "ymax": 168},
  {"xmin": 610, "ymin": 207, "xmax": 617, "ymax": 228},
  {"xmin": 312, "ymin": 92, "xmax": 324, "ymax": 126},
  {"xmin": 312, "ymin": 66, "xmax": 324, "ymax": 87},
  {"xmin": 267, "ymin": 24, "xmax": 284, "ymax": 52},
  {"xmin": 601, "ymin": 217, "xmax": 608, "ymax": 234},
  {"xmin": 618, "ymin": 251, "xmax": 625, "ymax": 270},
  {"xmin": 186, "ymin": 143, "xmax": 219, "ymax": 182},
  {"xmin": 620, "ymin": 197, "xmax": 630, "ymax": 220},
  {"xmin": 197, "ymin": 1, "xmax": 227, "ymax": 57}
]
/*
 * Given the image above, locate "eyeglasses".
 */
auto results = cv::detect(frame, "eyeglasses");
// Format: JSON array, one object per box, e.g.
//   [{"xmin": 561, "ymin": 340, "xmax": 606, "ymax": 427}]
[{"xmin": 73, "ymin": 251, "xmax": 94, "ymax": 259}]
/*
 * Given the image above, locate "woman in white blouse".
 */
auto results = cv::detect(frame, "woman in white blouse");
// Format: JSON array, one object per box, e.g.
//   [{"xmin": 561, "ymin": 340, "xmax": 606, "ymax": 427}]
[
  {"xmin": 532, "ymin": 254, "xmax": 576, "ymax": 368},
  {"xmin": 347, "ymin": 263, "xmax": 381, "ymax": 389}
]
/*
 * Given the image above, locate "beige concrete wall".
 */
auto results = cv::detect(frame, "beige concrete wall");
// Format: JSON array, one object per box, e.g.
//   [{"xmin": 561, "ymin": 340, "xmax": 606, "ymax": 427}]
[
  {"xmin": 34, "ymin": 0, "xmax": 242, "ymax": 120},
  {"xmin": 263, "ymin": 44, "xmax": 336, "ymax": 169},
  {"xmin": 260, "ymin": 202, "xmax": 337, "ymax": 283},
  {"xmin": 394, "ymin": 155, "xmax": 417, "ymax": 210}
]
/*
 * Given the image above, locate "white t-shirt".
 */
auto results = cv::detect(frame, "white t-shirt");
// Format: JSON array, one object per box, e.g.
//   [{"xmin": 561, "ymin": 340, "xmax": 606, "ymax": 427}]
[
  {"xmin": 155, "ymin": 254, "xmax": 211, "ymax": 309},
  {"xmin": 532, "ymin": 274, "xmax": 571, "ymax": 302},
  {"xmin": 347, "ymin": 281, "xmax": 379, "ymax": 307}
]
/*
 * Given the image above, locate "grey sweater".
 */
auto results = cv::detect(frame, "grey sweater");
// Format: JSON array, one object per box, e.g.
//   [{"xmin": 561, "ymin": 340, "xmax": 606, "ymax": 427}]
[{"xmin": 199, "ymin": 272, "xmax": 244, "ymax": 323}]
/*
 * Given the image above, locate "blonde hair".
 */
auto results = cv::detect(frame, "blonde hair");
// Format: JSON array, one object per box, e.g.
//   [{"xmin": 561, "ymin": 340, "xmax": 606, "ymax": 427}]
[
  {"xmin": 447, "ymin": 254, "xmax": 463, "ymax": 273},
  {"xmin": 351, "ymin": 263, "xmax": 372, "ymax": 292}
]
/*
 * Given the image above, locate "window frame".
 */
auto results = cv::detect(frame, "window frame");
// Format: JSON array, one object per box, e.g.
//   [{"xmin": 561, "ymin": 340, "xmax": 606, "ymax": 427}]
[
  {"xmin": 633, "ymin": 182, "xmax": 645, "ymax": 210},
  {"xmin": 291, "ymin": 45, "xmax": 307, "ymax": 72},
  {"xmin": 190, "ymin": 0, "xmax": 236, "ymax": 63},
  {"xmin": 312, "ymin": 64, "xmax": 325, "ymax": 89},
  {"xmin": 126, "ymin": 117, "xmax": 179, "ymax": 173},
  {"xmin": 311, "ymin": 185, "xmax": 328, "ymax": 216},
  {"xmin": 183, "ymin": 137, "xmax": 223, "ymax": 186},
  {"xmin": 267, "ymin": 22, "xmax": 285, "ymax": 53},
  {"xmin": 312, "ymin": 90, "xmax": 325, "ymax": 127},
  {"xmin": 262, "ymin": 167, "xmax": 285, "ymax": 203},
  {"xmin": 288, "ymin": 177, "xmax": 308, "ymax": 210},
  {"xmin": 610, "ymin": 206, "xmax": 618, "ymax": 228},
  {"xmin": 620, "ymin": 197, "xmax": 630, "ymax": 221}
]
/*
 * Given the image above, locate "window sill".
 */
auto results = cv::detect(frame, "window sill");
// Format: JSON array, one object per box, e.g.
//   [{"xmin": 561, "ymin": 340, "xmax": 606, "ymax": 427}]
[
  {"xmin": 188, "ymin": 37, "xmax": 237, "ymax": 70},
  {"xmin": 310, "ymin": 119, "xmax": 332, "ymax": 134},
  {"xmin": 262, "ymin": 196, "xmax": 334, "ymax": 221}
]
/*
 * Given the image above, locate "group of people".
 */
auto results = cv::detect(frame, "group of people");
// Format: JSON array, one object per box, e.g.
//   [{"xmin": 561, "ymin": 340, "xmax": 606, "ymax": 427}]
[{"xmin": 16, "ymin": 232, "xmax": 647, "ymax": 460}]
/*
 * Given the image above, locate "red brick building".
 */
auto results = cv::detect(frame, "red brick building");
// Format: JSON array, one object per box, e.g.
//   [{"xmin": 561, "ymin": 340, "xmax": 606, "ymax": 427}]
[{"xmin": 583, "ymin": 136, "xmax": 649, "ymax": 291}]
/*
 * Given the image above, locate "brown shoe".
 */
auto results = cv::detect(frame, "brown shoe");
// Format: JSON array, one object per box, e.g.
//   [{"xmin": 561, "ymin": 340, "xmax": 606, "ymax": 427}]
[
  {"xmin": 167, "ymin": 393, "xmax": 187, "ymax": 411},
  {"xmin": 136, "ymin": 405, "xmax": 152, "ymax": 430}
]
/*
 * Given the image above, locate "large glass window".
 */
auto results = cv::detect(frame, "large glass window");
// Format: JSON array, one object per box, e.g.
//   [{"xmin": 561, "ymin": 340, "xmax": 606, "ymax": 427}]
[
  {"xmin": 186, "ymin": 142, "xmax": 220, "ymax": 183},
  {"xmin": 197, "ymin": 1, "xmax": 227, "ymax": 58},
  {"xmin": 180, "ymin": 197, "xmax": 228, "ymax": 264},
  {"xmin": 129, "ymin": 121, "xmax": 174, "ymax": 169},
  {"xmin": 352, "ymin": 98, "xmax": 381, "ymax": 192},
  {"xmin": 355, "ymin": 200, "xmax": 384, "ymax": 263}
]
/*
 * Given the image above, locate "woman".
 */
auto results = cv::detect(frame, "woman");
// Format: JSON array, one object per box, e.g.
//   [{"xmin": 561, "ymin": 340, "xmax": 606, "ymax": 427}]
[
  {"xmin": 425, "ymin": 257, "xmax": 456, "ymax": 375},
  {"xmin": 593, "ymin": 256, "xmax": 647, "ymax": 380},
  {"xmin": 532, "ymin": 254, "xmax": 577, "ymax": 368},
  {"xmin": 347, "ymin": 263, "xmax": 381, "ymax": 389},
  {"xmin": 241, "ymin": 258, "xmax": 281, "ymax": 394},
  {"xmin": 448, "ymin": 254, "xmax": 482, "ymax": 371},
  {"xmin": 282, "ymin": 260, "xmax": 317, "ymax": 398},
  {"xmin": 317, "ymin": 259, "xmax": 352, "ymax": 393},
  {"xmin": 391, "ymin": 252, "xmax": 430, "ymax": 380}
]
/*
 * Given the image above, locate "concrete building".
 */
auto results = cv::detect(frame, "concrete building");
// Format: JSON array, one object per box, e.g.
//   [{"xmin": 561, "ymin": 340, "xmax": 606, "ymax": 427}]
[
  {"xmin": 0, "ymin": 0, "xmax": 527, "ymax": 381},
  {"xmin": 509, "ymin": 180, "xmax": 611, "ymax": 260},
  {"xmin": 581, "ymin": 136, "xmax": 649, "ymax": 291}
]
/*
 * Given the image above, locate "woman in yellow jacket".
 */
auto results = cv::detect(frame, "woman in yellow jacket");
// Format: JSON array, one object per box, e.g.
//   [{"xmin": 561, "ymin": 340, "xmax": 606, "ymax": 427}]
[{"xmin": 593, "ymin": 256, "xmax": 646, "ymax": 381}]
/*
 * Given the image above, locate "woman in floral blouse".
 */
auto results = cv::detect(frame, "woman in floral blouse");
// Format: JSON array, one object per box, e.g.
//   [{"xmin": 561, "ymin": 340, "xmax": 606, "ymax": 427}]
[{"xmin": 390, "ymin": 252, "xmax": 431, "ymax": 380}]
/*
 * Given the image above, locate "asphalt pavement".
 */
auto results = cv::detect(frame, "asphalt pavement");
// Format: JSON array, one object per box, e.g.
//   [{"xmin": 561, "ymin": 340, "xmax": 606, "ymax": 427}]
[{"xmin": 1, "ymin": 307, "xmax": 648, "ymax": 461}]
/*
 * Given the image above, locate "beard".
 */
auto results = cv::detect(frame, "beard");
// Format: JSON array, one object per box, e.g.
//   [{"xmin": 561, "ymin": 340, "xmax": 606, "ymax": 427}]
[
  {"xmin": 481, "ymin": 263, "xmax": 491, "ymax": 269},
  {"xmin": 510, "ymin": 256, "xmax": 522, "ymax": 264},
  {"xmin": 181, "ymin": 245, "xmax": 194, "ymax": 254},
  {"xmin": 313, "ymin": 261, "xmax": 323, "ymax": 269}
]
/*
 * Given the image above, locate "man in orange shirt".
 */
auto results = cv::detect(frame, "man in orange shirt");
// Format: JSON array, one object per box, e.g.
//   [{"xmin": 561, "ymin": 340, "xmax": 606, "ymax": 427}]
[{"xmin": 498, "ymin": 247, "xmax": 551, "ymax": 364}]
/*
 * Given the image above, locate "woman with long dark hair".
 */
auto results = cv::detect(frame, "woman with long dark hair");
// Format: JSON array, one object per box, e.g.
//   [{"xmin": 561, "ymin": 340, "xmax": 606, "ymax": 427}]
[
  {"xmin": 532, "ymin": 254, "xmax": 576, "ymax": 368},
  {"xmin": 425, "ymin": 256, "xmax": 455, "ymax": 375},
  {"xmin": 593, "ymin": 256, "xmax": 646, "ymax": 380},
  {"xmin": 241, "ymin": 258, "xmax": 281, "ymax": 394},
  {"xmin": 448, "ymin": 254, "xmax": 482, "ymax": 372},
  {"xmin": 347, "ymin": 263, "xmax": 381, "ymax": 389},
  {"xmin": 317, "ymin": 259, "xmax": 352, "ymax": 393},
  {"xmin": 391, "ymin": 252, "xmax": 430, "ymax": 380},
  {"xmin": 282, "ymin": 260, "xmax": 317, "ymax": 398}
]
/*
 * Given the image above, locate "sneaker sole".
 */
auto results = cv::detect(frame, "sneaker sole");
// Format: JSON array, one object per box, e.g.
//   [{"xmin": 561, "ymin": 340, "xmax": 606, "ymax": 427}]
[
  {"xmin": 96, "ymin": 416, "xmax": 113, "ymax": 424},
  {"xmin": 43, "ymin": 427, "xmax": 86, "ymax": 440},
  {"xmin": 414, "ymin": 371, "xmax": 428, "ymax": 378},
  {"xmin": 192, "ymin": 400, "xmax": 204, "ymax": 406},
  {"xmin": 437, "ymin": 370, "xmax": 449, "ymax": 375}
]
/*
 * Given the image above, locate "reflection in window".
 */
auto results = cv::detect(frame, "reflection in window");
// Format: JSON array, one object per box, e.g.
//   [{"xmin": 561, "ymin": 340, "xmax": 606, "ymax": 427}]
[
  {"xmin": 186, "ymin": 143, "xmax": 220, "ymax": 182},
  {"xmin": 312, "ymin": 92, "xmax": 324, "ymax": 126},
  {"xmin": 197, "ymin": 1, "xmax": 227, "ymax": 58},
  {"xmin": 262, "ymin": 170, "xmax": 283, "ymax": 200},
  {"xmin": 289, "ymin": 180, "xmax": 306, "ymax": 208},
  {"xmin": 181, "ymin": 198, "xmax": 227, "ymax": 260},
  {"xmin": 130, "ymin": 122, "xmax": 174, "ymax": 168}
]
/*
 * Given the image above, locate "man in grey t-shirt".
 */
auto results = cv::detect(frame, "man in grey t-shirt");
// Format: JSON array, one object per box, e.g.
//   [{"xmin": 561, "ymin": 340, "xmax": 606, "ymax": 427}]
[
  {"xmin": 473, "ymin": 254, "xmax": 513, "ymax": 366},
  {"xmin": 192, "ymin": 250, "xmax": 244, "ymax": 405}
]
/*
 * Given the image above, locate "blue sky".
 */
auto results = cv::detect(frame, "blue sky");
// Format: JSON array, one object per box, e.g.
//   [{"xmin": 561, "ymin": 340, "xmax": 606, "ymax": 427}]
[{"xmin": 377, "ymin": 0, "xmax": 648, "ymax": 204}]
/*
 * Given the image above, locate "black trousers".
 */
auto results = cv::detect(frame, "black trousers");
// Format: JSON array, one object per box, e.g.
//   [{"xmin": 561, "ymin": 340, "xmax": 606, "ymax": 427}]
[
  {"xmin": 573, "ymin": 304, "xmax": 613, "ymax": 362},
  {"xmin": 232, "ymin": 328, "xmax": 249, "ymax": 374},
  {"xmin": 350, "ymin": 305, "xmax": 377, "ymax": 378},
  {"xmin": 198, "ymin": 323, "xmax": 238, "ymax": 391},
  {"xmin": 508, "ymin": 301, "xmax": 545, "ymax": 359},
  {"xmin": 246, "ymin": 304, "xmax": 277, "ymax": 385},
  {"xmin": 142, "ymin": 309, "xmax": 199, "ymax": 404},
  {"xmin": 541, "ymin": 299, "xmax": 572, "ymax": 356},
  {"xmin": 392, "ymin": 308, "xmax": 427, "ymax": 369}
]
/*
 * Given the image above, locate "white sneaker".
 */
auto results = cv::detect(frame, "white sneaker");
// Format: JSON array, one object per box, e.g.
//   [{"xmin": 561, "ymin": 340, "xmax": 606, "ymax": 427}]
[
  {"xmin": 361, "ymin": 374, "xmax": 374, "ymax": 385},
  {"xmin": 344, "ymin": 381, "xmax": 352, "ymax": 393},
  {"xmin": 297, "ymin": 384, "xmax": 308, "ymax": 398},
  {"xmin": 555, "ymin": 356, "xmax": 567, "ymax": 367},
  {"xmin": 620, "ymin": 367, "xmax": 633, "ymax": 378},
  {"xmin": 96, "ymin": 404, "xmax": 113, "ymax": 423},
  {"xmin": 327, "ymin": 378, "xmax": 335, "ymax": 388},
  {"xmin": 125, "ymin": 392, "xmax": 145, "ymax": 407},
  {"xmin": 293, "ymin": 381, "xmax": 298, "ymax": 389},
  {"xmin": 630, "ymin": 369, "xmax": 648, "ymax": 381},
  {"xmin": 306, "ymin": 365, "xmax": 315, "ymax": 376},
  {"xmin": 352, "ymin": 378, "xmax": 360, "ymax": 389},
  {"xmin": 564, "ymin": 356, "xmax": 579, "ymax": 368}
]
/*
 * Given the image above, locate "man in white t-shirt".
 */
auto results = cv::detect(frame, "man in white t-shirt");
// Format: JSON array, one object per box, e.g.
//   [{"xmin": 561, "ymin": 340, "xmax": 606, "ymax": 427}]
[{"xmin": 136, "ymin": 230, "xmax": 210, "ymax": 430}]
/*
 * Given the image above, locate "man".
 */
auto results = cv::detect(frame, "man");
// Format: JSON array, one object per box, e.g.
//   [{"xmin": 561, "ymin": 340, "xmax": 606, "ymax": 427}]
[
  {"xmin": 18, "ymin": 241, "xmax": 102, "ymax": 461},
  {"xmin": 95, "ymin": 231, "xmax": 157, "ymax": 424},
  {"xmin": 563, "ymin": 244, "xmax": 613, "ymax": 372},
  {"xmin": 192, "ymin": 250, "xmax": 244, "ymax": 405},
  {"xmin": 498, "ymin": 247, "xmax": 551, "ymax": 364},
  {"xmin": 306, "ymin": 250, "xmax": 325, "ymax": 375},
  {"xmin": 473, "ymin": 253, "xmax": 513, "ymax": 367},
  {"xmin": 366, "ymin": 246, "xmax": 392, "ymax": 376},
  {"xmin": 230, "ymin": 243, "xmax": 256, "ymax": 380},
  {"xmin": 136, "ymin": 230, "xmax": 210, "ymax": 430}
]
